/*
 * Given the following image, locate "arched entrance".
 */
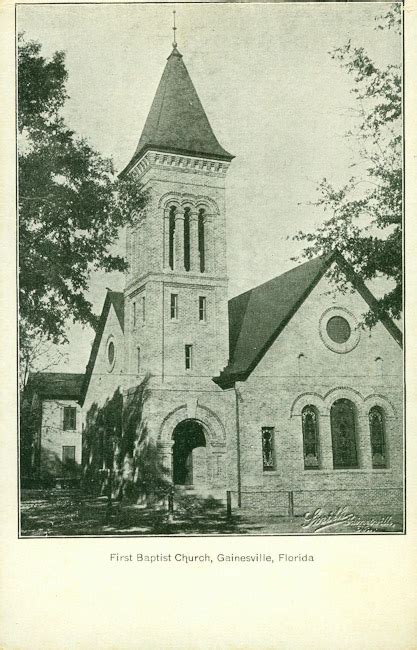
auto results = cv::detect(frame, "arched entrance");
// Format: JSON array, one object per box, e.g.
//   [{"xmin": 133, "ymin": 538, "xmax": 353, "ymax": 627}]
[{"xmin": 172, "ymin": 420, "xmax": 207, "ymax": 486}]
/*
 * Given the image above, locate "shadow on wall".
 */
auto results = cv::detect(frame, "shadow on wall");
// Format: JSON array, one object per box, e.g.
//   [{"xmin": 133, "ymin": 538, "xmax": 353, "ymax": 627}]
[
  {"xmin": 82, "ymin": 374, "xmax": 171, "ymax": 506},
  {"xmin": 39, "ymin": 447, "xmax": 81, "ymax": 487}
]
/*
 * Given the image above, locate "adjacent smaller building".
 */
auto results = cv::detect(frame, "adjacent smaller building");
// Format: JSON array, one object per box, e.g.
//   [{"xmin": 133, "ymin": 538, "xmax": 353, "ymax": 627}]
[{"xmin": 22, "ymin": 373, "xmax": 83, "ymax": 486}]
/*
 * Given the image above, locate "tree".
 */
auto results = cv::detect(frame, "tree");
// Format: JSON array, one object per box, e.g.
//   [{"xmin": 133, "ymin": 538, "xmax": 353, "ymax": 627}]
[
  {"xmin": 293, "ymin": 4, "xmax": 402, "ymax": 325},
  {"xmin": 19, "ymin": 329, "xmax": 68, "ymax": 391},
  {"xmin": 18, "ymin": 34, "xmax": 146, "ymax": 378},
  {"xmin": 19, "ymin": 386, "xmax": 42, "ymax": 483}
]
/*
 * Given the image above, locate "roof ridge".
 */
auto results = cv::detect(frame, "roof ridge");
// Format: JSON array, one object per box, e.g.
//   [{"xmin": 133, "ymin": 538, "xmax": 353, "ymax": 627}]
[
  {"xmin": 230, "ymin": 254, "xmax": 328, "ymax": 303},
  {"xmin": 216, "ymin": 251, "xmax": 401, "ymax": 388},
  {"xmin": 79, "ymin": 291, "xmax": 125, "ymax": 405}
]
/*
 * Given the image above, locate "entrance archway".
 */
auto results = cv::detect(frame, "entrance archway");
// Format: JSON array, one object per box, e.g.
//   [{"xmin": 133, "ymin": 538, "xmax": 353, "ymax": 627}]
[{"xmin": 172, "ymin": 420, "xmax": 207, "ymax": 486}]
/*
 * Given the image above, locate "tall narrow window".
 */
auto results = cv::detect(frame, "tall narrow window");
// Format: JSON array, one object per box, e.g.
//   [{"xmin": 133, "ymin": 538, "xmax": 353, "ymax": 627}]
[
  {"xmin": 330, "ymin": 399, "xmax": 358, "ymax": 469},
  {"xmin": 169, "ymin": 206, "xmax": 176, "ymax": 270},
  {"xmin": 199, "ymin": 296, "xmax": 207, "ymax": 322},
  {"xmin": 63, "ymin": 406, "xmax": 76, "ymax": 431},
  {"xmin": 302, "ymin": 406, "xmax": 319, "ymax": 469},
  {"xmin": 137, "ymin": 347, "xmax": 141, "ymax": 374},
  {"xmin": 198, "ymin": 208, "xmax": 205, "ymax": 272},
  {"xmin": 369, "ymin": 406, "xmax": 387, "ymax": 468},
  {"xmin": 184, "ymin": 207, "xmax": 191, "ymax": 271},
  {"xmin": 262, "ymin": 427, "xmax": 275, "ymax": 471},
  {"xmin": 185, "ymin": 344, "xmax": 193, "ymax": 370},
  {"xmin": 132, "ymin": 302, "xmax": 137, "ymax": 328},
  {"xmin": 142, "ymin": 296, "xmax": 146, "ymax": 322},
  {"xmin": 170, "ymin": 293, "xmax": 178, "ymax": 320}
]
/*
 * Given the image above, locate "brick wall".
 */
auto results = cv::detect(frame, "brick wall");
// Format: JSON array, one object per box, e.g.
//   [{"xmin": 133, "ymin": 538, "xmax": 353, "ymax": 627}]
[
  {"xmin": 233, "ymin": 270, "xmax": 403, "ymax": 515},
  {"xmin": 124, "ymin": 154, "xmax": 231, "ymax": 387},
  {"xmin": 232, "ymin": 488, "xmax": 402, "ymax": 516}
]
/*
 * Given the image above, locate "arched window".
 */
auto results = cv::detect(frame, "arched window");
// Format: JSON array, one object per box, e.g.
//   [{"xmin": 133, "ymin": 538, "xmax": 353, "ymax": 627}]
[
  {"xmin": 330, "ymin": 399, "xmax": 358, "ymax": 469},
  {"xmin": 168, "ymin": 206, "xmax": 176, "ymax": 270},
  {"xmin": 302, "ymin": 406, "xmax": 319, "ymax": 469},
  {"xmin": 198, "ymin": 208, "xmax": 205, "ymax": 272},
  {"xmin": 369, "ymin": 406, "xmax": 387, "ymax": 468},
  {"xmin": 183, "ymin": 207, "xmax": 191, "ymax": 271}
]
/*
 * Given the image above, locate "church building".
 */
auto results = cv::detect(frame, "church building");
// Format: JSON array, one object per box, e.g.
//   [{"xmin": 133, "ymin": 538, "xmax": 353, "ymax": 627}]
[{"xmin": 27, "ymin": 42, "xmax": 403, "ymax": 516}]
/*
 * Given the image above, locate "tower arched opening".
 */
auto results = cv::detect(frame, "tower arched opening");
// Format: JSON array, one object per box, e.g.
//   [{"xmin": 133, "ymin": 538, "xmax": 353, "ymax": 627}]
[
  {"xmin": 169, "ymin": 205, "xmax": 176, "ymax": 270},
  {"xmin": 183, "ymin": 206, "xmax": 191, "ymax": 271},
  {"xmin": 198, "ymin": 208, "xmax": 205, "ymax": 272},
  {"xmin": 172, "ymin": 419, "xmax": 207, "ymax": 486}
]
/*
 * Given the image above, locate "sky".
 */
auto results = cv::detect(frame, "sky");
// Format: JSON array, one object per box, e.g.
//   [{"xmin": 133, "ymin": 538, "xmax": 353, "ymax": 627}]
[{"xmin": 17, "ymin": 2, "xmax": 401, "ymax": 373}]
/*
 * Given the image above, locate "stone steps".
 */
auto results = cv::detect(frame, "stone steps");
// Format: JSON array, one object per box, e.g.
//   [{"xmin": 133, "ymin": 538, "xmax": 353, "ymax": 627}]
[{"xmin": 174, "ymin": 484, "xmax": 227, "ymax": 504}]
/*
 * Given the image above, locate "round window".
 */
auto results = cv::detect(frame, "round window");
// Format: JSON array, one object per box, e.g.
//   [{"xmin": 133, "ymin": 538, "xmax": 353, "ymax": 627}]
[
  {"xmin": 319, "ymin": 307, "xmax": 360, "ymax": 353},
  {"xmin": 326, "ymin": 316, "xmax": 351, "ymax": 344},
  {"xmin": 108, "ymin": 341, "xmax": 115, "ymax": 365}
]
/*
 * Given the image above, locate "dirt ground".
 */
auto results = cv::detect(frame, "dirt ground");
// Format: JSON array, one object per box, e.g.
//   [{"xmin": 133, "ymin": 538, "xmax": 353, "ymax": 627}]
[{"xmin": 19, "ymin": 489, "xmax": 403, "ymax": 537}]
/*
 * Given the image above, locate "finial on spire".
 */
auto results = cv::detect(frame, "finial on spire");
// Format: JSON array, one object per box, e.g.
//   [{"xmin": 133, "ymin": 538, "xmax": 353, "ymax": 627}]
[{"xmin": 172, "ymin": 9, "xmax": 177, "ymax": 48}]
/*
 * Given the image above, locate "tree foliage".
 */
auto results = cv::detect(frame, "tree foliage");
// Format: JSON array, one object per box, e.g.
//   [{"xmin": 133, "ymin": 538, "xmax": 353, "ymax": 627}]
[
  {"xmin": 18, "ymin": 34, "xmax": 147, "ymax": 364},
  {"xmin": 293, "ymin": 4, "xmax": 402, "ymax": 324}
]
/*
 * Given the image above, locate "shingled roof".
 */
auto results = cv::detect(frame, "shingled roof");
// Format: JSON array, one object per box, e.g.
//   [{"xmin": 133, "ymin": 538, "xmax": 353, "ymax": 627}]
[
  {"xmin": 120, "ymin": 47, "xmax": 233, "ymax": 177},
  {"xmin": 27, "ymin": 372, "xmax": 84, "ymax": 400},
  {"xmin": 79, "ymin": 290, "xmax": 124, "ymax": 405},
  {"xmin": 215, "ymin": 252, "xmax": 402, "ymax": 388}
]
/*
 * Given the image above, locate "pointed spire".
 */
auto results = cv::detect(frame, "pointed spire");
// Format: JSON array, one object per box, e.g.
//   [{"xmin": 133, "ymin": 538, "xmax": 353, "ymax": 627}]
[{"xmin": 120, "ymin": 41, "xmax": 234, "ymax": 176}]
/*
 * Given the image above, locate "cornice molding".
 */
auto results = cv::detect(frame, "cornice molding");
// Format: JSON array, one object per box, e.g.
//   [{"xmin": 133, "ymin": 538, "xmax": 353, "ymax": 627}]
[
  {"xmin": 131, "ymin": 150, "xmax": 230, "ymax": 179},
  {"xmin": 125, "ymin": 272, "xmax": 228, "ymax": 296}
]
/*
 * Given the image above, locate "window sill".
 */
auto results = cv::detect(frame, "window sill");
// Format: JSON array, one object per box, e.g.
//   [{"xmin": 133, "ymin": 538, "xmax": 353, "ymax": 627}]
[{"xmin": 303, "ymin": 468, "xmax": 392, "ymax": 474}]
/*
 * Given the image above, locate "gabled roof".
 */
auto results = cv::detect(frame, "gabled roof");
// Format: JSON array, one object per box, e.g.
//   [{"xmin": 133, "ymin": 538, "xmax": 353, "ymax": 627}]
[
  {"xmin": 215, "ymin": 251, "xmax": 402, "ymax": 388},
  {"xmin": 27, "ymin": 372, "xmax": 84, "ymax": 400},
  {"xmin": 120, "ymin": 47, "xmax": 233, "ymax": 177},
  {"xmin": 79, "ymin": 290, "xmax": 124, "ymax": 405}
]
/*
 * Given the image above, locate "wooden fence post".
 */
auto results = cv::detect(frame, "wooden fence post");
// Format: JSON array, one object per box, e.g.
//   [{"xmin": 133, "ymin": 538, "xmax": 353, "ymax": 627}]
[
  {"xmin": 226, "ymin": 490, "xmax": 232, "ymax": 520},
  {"xmin": 288, "ymin": 491, "xmax": 294, "ymax": 517}
]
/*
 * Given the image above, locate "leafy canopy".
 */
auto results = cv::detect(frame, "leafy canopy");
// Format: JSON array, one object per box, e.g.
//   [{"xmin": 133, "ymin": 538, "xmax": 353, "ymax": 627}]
[
  {"xmin": 293, "ymin": 4, "xmax": 402, "ymax": 324},
  {"xmin": 18, "ymin": 34, "xmax": 146, "ymax": 350}
]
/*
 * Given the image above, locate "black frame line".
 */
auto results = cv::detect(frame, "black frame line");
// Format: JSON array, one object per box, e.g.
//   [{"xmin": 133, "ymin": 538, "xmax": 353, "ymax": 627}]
[{"xmin": 15, "ymin": 0, "xmax": 406, "ymax": 540}]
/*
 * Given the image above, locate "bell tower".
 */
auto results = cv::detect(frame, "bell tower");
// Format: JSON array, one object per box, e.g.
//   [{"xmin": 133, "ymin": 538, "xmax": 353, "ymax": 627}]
[{"xmin": 121, "ymin": 43, "xmax": 234, "ymax": 388}]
